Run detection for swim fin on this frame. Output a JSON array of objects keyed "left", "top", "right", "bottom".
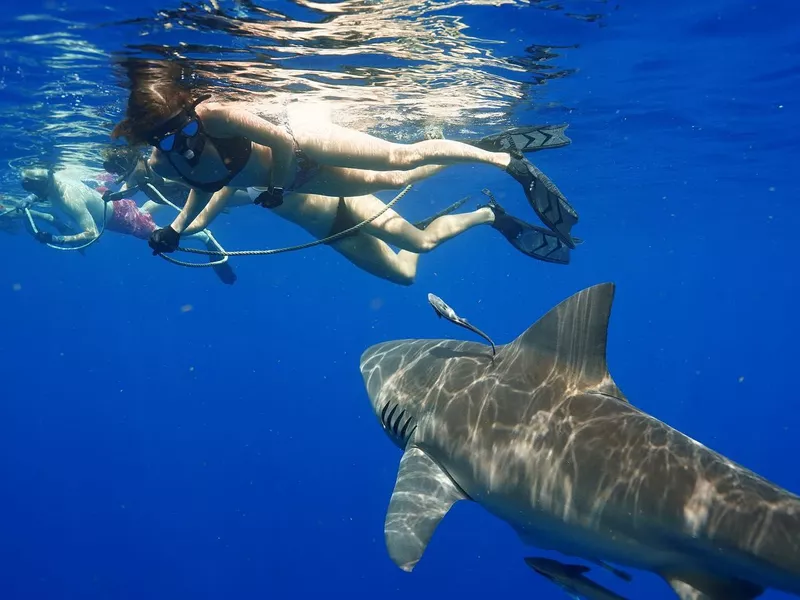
[
  {"left": 413, "top": 196, "right": 469, "bottom": 230},
  {"left": 467, "top": 124, "right": 571, "bottom": 158},
  {"left": 505, "top": 158, "right": 579, "bottom": 248},
  {"left": 480, "top": 193, "right": 573, "bottom": 265},
  {"left": 206, "top": 240, "right": 237, "bottom": 285},
  {"left": 211, "top": 259, "right": 237, "bottom": 285}
]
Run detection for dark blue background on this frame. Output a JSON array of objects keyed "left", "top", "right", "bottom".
[{"left": 1, "top": 1, "right": 799, "bottom": 598}]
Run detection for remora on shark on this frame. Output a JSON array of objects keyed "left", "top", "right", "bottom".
[{"left": 359, "top": 283, "right": 800, "bottom": 599}]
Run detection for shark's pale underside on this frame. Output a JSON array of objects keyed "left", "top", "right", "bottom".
[{"left": 359, "top": 283, "right": 800, "bottom": 599}]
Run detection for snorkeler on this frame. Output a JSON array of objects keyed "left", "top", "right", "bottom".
[
  {"left": 104, "top": 143, "right": 573, "bottom": 282},
  {"left": 166, "top": 183, "right": 573, "bottom": 285},
  {"left": 100, "top": 144, "right": 191, "bottom": 209},
  {"left": 0, "top": 195, "right": 78, "bottom": 239},
  {"left": 19, "top": 167, "right": 237, "bottom": 285},
  {"left": 110, "top": 67, "right": 580, "bottom": 255}
]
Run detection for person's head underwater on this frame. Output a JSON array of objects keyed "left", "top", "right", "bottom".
[
  {"left": 111, "top": 60, "right": 209, "bottom": 167},
  {"left": 20, "top": 167, "right": 52, "bottom": 199},
  {"left": 101, "top": 145, "right": 142, "bottom": 178}
]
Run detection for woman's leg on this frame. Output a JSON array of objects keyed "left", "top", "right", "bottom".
[
  {"left": 292, "top": 120, "right": 580, "bottom": 247},
  {"left": 329, "top": 232, "right": 421, "bottom": 287},
  {"left": 340, "top": 194, "right": 493, "bottom": 254},
  {"left": 298, "top": 164, "right": 446, "bottom": 197},
  {"left": 293, "top": 120, "right": 511, "bottom": 172},
  {"left": 139, "top": 200, "right": 167, "bottom": 217}
]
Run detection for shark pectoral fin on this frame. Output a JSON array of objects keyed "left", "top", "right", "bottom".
[
  {"left": 662, "top": 572, "right": 763, "bottom": 600},
  {"left": 499, "top": 283, "right": 619, "bottom": 393},
  {"left": 385, "top": 446, "right": 467, "bottom": 572}
]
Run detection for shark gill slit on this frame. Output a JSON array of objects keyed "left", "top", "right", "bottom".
[{"left": 381, "top": 400, "right": 417, "bottom": 445}]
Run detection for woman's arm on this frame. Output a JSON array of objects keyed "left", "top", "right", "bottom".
[
  {"left": 202, "top": 105, "right": 294, "bottom": 153},
  {"left": 182, "top": 186, "right": 237, "bottom": 235},
  {"left": 146, "top": 150, "right": 207, "bottom": 235},
  {"left": 169, "top": 188, "right": 214, "bottom": 234},
  {"left": 202, "top": 106, "right": 295, "bottom": 188},
  {"left": 155, "top": 106, "right": 292, "bottom": 235}
]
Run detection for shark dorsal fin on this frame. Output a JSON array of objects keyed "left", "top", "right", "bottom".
[{"left": 500, "top": 283, "right": 620, "bottom": 396}]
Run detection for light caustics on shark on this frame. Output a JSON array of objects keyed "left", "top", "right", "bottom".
[{"left": 360, "top": 283, "right": 800, "bottom": 600}]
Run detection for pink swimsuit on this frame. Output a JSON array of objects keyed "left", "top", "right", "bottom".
[{"left": 106, "top": 199, "right": 156, "bottom": 240}]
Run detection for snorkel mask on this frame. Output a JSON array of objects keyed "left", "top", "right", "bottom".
[{"left": 147, "top": 94, "right": 211, "bottom": 168}]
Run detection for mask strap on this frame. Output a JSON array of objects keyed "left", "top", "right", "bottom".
[
  {"left": 148, "top": 93, "right": 211, "bottom": 144},
  {"left": 189, "top": 94, "right": 212, "bottom": 114}
]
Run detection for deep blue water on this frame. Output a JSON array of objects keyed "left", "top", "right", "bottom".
[{"left": 1, "top": 0, "right": 799, "bottom": 598}]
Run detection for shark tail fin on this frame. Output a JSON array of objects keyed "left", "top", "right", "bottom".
[{"left": 498, "top": 283, "right": 621, "bottom": 395}]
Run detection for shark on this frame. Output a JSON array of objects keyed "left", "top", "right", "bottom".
[{"left": 358, "top": 283, "right": 800, "bottom": 599}]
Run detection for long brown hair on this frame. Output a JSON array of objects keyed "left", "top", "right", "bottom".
[{"left": 110, "top": 59, "right": 195, "bottom": 145}]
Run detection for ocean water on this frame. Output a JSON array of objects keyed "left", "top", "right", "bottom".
[{"left": 0, "top": 0, "right": 798, "bottom": 598}]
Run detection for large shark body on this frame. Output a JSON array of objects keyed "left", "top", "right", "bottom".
[{"left": 359, "top": 283, "right": 800, "bottom": 599}]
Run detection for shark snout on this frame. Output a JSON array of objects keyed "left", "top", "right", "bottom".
[{"left": 359, "top": 341, "right": 423, "bottom": 449}]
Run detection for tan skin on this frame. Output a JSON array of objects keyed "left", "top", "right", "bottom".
[
  {"left": 149, "top": 151, "right": 494, "bottom": 286},
  {"left": 268, "top": 193, "right": 494, "bottom": 286},
  {"left": 149, "top": 101, "right": 512, "bottom": 238}
]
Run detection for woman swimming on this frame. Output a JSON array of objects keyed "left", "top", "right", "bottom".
[
  {"left": 100, "top": 141, "right": 573, "bottom": 284},
  {"left": 110, "top": 67, "right": 580, "bottom": 256}
]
